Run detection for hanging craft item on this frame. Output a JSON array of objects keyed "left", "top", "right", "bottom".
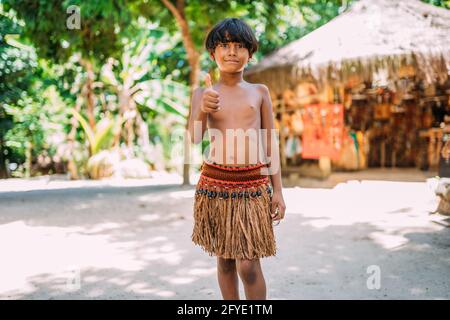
[
  {"left": 285, "top": 134, "right": 296, "bottom": 159},
  {"left": 424, "top": 84, "right": 436, "bottom": 97},
  {"left": 422, "top": 106, "right": 433, "bottom": 128},
  {"left": 282, "top": 89, "right": 297, "bottom": 109},
  {"left": 374, "top": 103, "right": 391, "bottom": 120},
  {"left": 301, "top": 103, "right": 344, "bottom": 160},
  {"left": 284, "top": 113, "right": 293, "bottom": 136},
  {"left": 374, "top": 90, "right": 392, "bottom": 120},
  {"left": 291, "top": 110, "right": 304, "bottom": 135},
  {"left": 356, "top": 130, "right": 368, "bottom": 169},
  {"left": 284, "top": 134, "right": 302, "bottom": 159},
  {"left": 294, "top": 82, "right": 318, "bottom": 106},
  {"left": 332, "top": 128, "right": 359, "bottom": 170},
  {"left": 295, "top": 136, "right": 303, "bottom": 156}
]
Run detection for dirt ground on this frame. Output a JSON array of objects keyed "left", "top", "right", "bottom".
[{"left": 0, "top": 168, "right": 449, "bottom": 299}]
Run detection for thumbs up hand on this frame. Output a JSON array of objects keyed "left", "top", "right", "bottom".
[{"left": 201, "top": 73, "right": 220, "bottom": 113}]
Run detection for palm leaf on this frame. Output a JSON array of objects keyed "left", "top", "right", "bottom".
[
  {"left": 71, "top": 108, "right": 96, "bottom": 154},
  {"left": 92, "top": 119, "right": 115, "bottom": 154}
]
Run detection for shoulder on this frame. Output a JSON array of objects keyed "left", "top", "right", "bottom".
[
  {"left": 243, "top": 82, "right": 270, "bottom": 97},
  {"left": 251, "top": 83, "right": 271, "bottom": 105},
  {"left": 253, "top": 83, "right": 271, "bottom": 101},
  {"left": 255, "top": 83, "right": 269, "bottom": 94},
  {"left": 244, "top": 82, "right": 269, "bottom": 93}
]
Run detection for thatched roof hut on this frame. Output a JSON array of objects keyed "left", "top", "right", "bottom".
[{"left": 245, "top": 0, "right": 450, "bottom": 95}]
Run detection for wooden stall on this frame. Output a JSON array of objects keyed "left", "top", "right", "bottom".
[{"left": 245, "top": 0, "right": 450, "bottom": 178}]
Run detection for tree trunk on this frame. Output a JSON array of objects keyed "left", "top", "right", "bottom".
[
  {"left": 25, "top": 139, "right": 32, "bottom": 178},
  {"left": 135, "top": 105, "right": 151, "bottom": 150},
  {"left": 161, "top": 0, "right": 201, "bottom": 185},
  {"left": 81, "top": 59, "right": 96, "bottom": 131},
  {"left": 67, "top": 97, "right": 83, "bottom": 180},
  {"left": 0, "top": 137, "right": 8, "bottom": 179},
  {"left": 183, "top": 61, "right": 200, "bottom": 185}
]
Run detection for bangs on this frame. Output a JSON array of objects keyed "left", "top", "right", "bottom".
[
  {"left": 210, "top": 23, "right": 247, "bottom": 46},
  {"left": 205, "top": 18, "right": 258, "bottom": 55}
]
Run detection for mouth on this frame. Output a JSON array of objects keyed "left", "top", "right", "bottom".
[{"left": 225, "top": 60, "right": 240, "bottom": 63}]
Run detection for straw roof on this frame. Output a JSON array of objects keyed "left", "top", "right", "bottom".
[{"left": 245, "top": 0, "right": 450, "bottom": 94}]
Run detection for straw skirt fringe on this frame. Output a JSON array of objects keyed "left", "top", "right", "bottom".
[{"left": 191, "top": 161, "right": 276, "bottom": 260}]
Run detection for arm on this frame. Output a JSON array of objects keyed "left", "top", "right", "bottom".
[
  {"left": 259, "top": 84, "right": 283, "bottom": 192},
  {"left": 188, "top": 87, "right": 207, "bottom": 144},
  {"left": 259, "top": 84, "right": 286, "bottom": 221}
]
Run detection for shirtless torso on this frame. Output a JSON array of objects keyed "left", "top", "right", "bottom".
[{"left": 204, "top": 81, "right": 265, "bottom": 167}]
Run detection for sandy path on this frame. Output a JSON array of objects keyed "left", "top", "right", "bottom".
[{"left": 0, "top": 169, "right": 449, "bottom": 299}]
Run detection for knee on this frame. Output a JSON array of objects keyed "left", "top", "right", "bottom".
[
  {"left": 217, "top": 257, "right": 236, "bottom": 274},
  {"left": 237, "top": 260, "right": 258, "bottom": 285}
]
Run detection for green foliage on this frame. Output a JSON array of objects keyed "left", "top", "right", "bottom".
[
  {"left": 3, "top": 83, "right": 69, "bottom": 176},
  {"left": 71, "top": 108, "right": 122, "bottom": 155},
  {"left": 255, "top": 0, "right": 354, "bottom": 56},
  {"left": 0, "top": 6, "right": 39, "bottom": 176},
  {"left": 1, "top": 3, "right": 71, "bottom": 177},
  {"left": 2, "top": 0, "right": 447, "bottom": 179},
  {"left": 4, "top": 96, "right": 45, "bottom": 161},
  {"left": 100, "top": 23, "right": 190, "bottom": 159},
  {"left": 421, "top": 0, "right": 450, "bottom": 9},
  {"left": 148, "top": 1, "right": 354, "bottom": 74},
  {"left": 2, "top": 0, "right": 140, "bottom": 63}
]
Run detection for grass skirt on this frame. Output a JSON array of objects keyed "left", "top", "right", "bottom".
[{"left": 192, "top": 161, "right": 276, "bottom": 260}]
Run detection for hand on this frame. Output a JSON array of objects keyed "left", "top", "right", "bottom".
[
  {"left": 271, "top": 190, "right": 286, "bottom": 224},
  {"left": 201, "top": 73, "right": 221, "bottom": 113}
]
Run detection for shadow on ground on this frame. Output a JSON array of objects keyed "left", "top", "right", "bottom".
[{"left": 0, "top": 176, "right": 449, "bottom": 299}]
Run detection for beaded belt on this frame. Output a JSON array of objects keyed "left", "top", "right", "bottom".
[{"left": 195, "top": 161, "right": 272, "bottom": 199}]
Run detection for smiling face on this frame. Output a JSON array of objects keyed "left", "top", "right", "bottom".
[{"left": 211, "top": 41, "right": 251, "bottom": 73}]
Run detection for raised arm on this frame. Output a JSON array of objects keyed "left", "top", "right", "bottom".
[
  {"left": 188, "top": 75, "right": 221, "bottom": 144},
  {"left": 188, "top": 87, "right": 207, "bottom": 144}
]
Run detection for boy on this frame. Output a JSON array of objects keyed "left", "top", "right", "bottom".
[{"left": 188, "top": 18, "right": 286, "bottom": 300}]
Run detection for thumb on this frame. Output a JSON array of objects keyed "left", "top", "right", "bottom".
[{"left": 204, "top": 73, "right": 213, "bottom": 89}]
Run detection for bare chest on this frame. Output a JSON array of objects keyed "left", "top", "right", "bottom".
[{"left": 208, "top": 87, "right": 262, "bottom": 128}]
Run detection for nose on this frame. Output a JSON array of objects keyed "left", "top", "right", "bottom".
[{"left": 228, "top": 45, "right": 237, "bottom": 55}]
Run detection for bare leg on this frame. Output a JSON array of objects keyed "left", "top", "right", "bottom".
[
  {"left": 217, "top": 257, "right": 239, "bottom": 300},
  {"left": 236, "top": 258, "right": 266, "bottom": 300}
]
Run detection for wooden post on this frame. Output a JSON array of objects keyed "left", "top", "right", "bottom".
[
  {"left": 392, "top": 148, "right": 396, "bottom": 168},
  {"left": 279, "top": 99, "right": 287, "bottom": 168},
  {"left": 25, "top": 140, "right": 32, "bottom": 178}
]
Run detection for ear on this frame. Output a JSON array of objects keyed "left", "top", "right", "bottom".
[{"left": 209, "top": 52, "right": 215, "bottom": 61}]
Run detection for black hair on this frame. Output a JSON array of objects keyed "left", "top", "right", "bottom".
[{"left": 205, "top": 18, "right": 258, "bottom": 56}]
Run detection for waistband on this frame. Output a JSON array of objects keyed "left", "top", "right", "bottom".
[
  {"left": 199, "top": 161, "right": 270, "bottom": 188},
  {"left": 202, "top": 160, "right": 269, "bottom": 172}
]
